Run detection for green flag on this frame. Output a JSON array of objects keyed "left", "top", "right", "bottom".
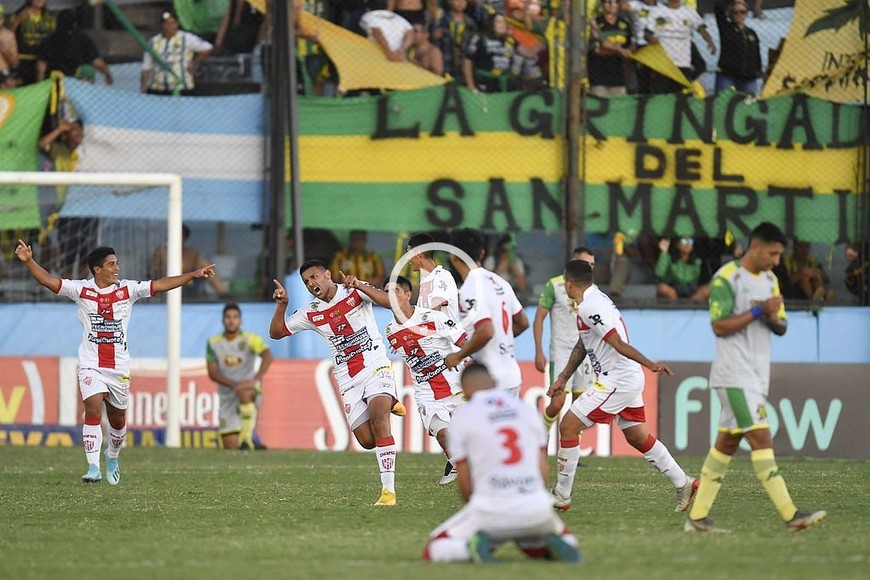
[{"left": 0, "top": 81, "right": 52, "bottom": 230}]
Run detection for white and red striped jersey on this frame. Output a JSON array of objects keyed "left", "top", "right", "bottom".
[
  {"left": 576, "top": 284, "right": 643, "bottom": 388},
  {"left": 449, "top": 388, "right": 550, "bottom": 511},
  {"left": 56, "top": 278, "right": 154, "bottom": 373},
  {"left": 417, "top": 265, "right": 459, "bottom": 323},
  {"left": 385, "top": 307, "right": 467, "bottom": 402},
  {"left": 457, "top": 268, "right": 523, "bottom": 391},
  {"left": 283, "top": 285, "right": 391, "bottom": 384}
]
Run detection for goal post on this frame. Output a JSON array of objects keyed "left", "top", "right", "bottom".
[{"left": 0, "top": 171, "right": 185, "bottom": 448}]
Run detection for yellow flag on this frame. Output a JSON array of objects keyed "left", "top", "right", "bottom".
[
  {"left": 629, "top": 43, "right": 692, "bottom": 88},
  {"left": 760, "top": 0, "right": 869, "bottom": 103},
  {"left": 297, "top": 11, "right": 447, "bottom": 92}
]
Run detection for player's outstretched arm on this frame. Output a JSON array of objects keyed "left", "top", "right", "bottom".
[
  {"left": 14, "top": 239, "right": 61, "bottom": 293},
  {"left": 152, "top": 264, "right": 218, "bottom": 294},
  {"left": 532, "top": 305, "right": 549, "bottom": 373},
  {"left": 512, "top": 308, "right": 530, "bottom": 337},
  {"left": 336, "top": 270, "right": 391, "bottom": 308},
  {"left": 604, "top": 333, "right": 673, "bottom": 375},
  {"left": 269, "top": 279, "right": 289, "bottom": 339}
]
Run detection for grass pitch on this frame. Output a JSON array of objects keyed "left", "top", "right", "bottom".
[{"left": 1, "top": 447, "right": 868, "bottom": 580}]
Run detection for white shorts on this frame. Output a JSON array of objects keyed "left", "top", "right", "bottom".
[
  {"left": 429, "top": 497, "right": 566, "bottom": 543},
  {"left": 79, "top": 367, "right": 130, "bottom": 409},
  {"left": 416, "top": 392, "right": 463, "bottom": 436},
  {"left": 340, "top": 365, "right": 398, "bottom": 431},
  {"left": 569, "top": 375, "right": 646, "bottom": 429},
  {"left": 714, "top": 386, "right": 770, "bottom": 434}
]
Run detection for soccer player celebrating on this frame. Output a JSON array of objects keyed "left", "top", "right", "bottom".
[
  {"left": 384, "top": 276, "right": 467, "bottom": 485},
  {"left": 270, "top": 260, "right": 401, "bottom": 506},
  {"left": 686, "top": 222, "right": 827, "bottom": 532},
  {"left": 15, "top": 239, "right": 217, "bottom": 484},
  {"left": 406, "top": 233, "right": 459, "bottom": 322},
  {"left": 444, "top": 228, "right": 529, "bottom": 397},
  {"left": 206, "top": 303, "right": 273, "bottom": 450},
  {"left": 535, "top": 247, "right": 597, "bottom": 431},
  {"left": 423, "top": 363, "right": 581, "bottom": 564},
  {"left": 549, "top": 260, "right": 698, "bottom": 512}
]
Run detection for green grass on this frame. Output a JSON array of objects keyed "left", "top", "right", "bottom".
[{"left": 1, "top": 448, "right": 868, "bottom": 579}]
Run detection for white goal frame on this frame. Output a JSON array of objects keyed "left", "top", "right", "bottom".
[{"left": 0, "top": 172, "right": 185, "bottom": 448}]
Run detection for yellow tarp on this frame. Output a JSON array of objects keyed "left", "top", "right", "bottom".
[
  {"left": 297, "top": 11, "right": 447, "bottom": 92},
  {"left": 761, "top": 0, "right": 868, "bottom": 103}
]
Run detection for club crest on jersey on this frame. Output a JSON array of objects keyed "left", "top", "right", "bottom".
[
  {"left": 309, "top": 302, "right": 319, "bottom": 310},
  {"left": 116, "top": 290, "right": 125, "bottom": 299},
  {"left": 346, "top": 296, "right": 356, "bottom": 307}
]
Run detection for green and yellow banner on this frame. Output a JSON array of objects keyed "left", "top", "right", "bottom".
[
  {"left": 296, "top": 86, "right": 862, "bottom": 243},
  {"left": 0, "top": 81, "right": 53, "bottom": 230}
]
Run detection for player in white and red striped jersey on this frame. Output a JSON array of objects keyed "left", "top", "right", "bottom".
[
  {"left": 444, "top": 228, "right": 529, "bottom": 397},
  {"left": 384, "top": 276, "right": 467, "bottom": 484},
  {"left": 270, "top": 259, "right": 401, "bottom": 506},
  {"left": 15, "top": 239, "right": 217, "bottom": 485},
  {"left": 406, "top": 233, "right": 460, "bottom": 322},
  {"left": 424, "top": 363, "right": 581, "bottom": 564}
]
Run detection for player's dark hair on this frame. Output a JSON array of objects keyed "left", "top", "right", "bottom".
[
  {"left": 572, "top": 246, "right": 593, "bottom": 257},
  {"left": 87, "top": 247, "right": 116, "bottom": 275},
  {"left": 564, "top": 259, "right": 594, "bottom": 284},
  {"left": 450, "top": 228, "right": 485, "bottom": 264},
  {"left": 461, "top": 362, "right": 490, "bottom": 383},
  {"left": 388, "top": 275, "right": 413, "bottom": 293},
  {"left": 223, "top": 302, "right": 241, "bottom": 316},
  {"left": 407, "top": 233, "right": 435, "bottom": 259},
  {"left": 749, "top": 222, "right": 787, "bottom": 246},
  {"left": 299, "top": 259, "right": 328, "bottom": 277}
]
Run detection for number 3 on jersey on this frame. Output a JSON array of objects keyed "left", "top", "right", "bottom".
[{"left": 497, "top": 427, "right": 522, "bottom": 465}]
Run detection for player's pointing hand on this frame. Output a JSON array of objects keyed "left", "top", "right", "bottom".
[
  {"left": 14, "top": 239, "right": 32, "bottom": 262},
  {"left": 273, "top": 279, "right": 288, "bottom": 304}
]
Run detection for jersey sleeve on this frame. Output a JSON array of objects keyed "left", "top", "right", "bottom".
[
  {"left": 55, "top": 278, "right": 81, "bottom": 300},
  {"left": 578, "top": 300, "right": 619, "bottom": 341},
  {"left": 246, "top": 332, "right": 269, "bottom": 355},
  {"left": 435, "top": 311, "right": 467, "bottom": 346},
  {"left": 206, "top": 337, "right": 218, "bottom": 362},
  {"left": 538, "top": 279, "right": 556, "bottom": 310},
  {"left": 127, "top": 280, "right": 154, "bottom": 303},
  {"left": 770, "top": 275, "right": 788, "bottom": 321},
  {"left": 458, "top": 274, "right": 491, "bottom": 332},
  {"left": 708, "top": 275, "right": 735, "bottom": 322},
  {"left": 283, "top": 308, "right": 315, "bottom": 336}
]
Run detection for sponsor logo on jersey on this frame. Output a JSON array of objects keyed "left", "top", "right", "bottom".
[{"left": 312, "top": 314, "right": 324, "bottom": 322}]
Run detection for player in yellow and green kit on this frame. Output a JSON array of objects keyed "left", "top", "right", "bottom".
[
  {"left": 207, "top": 303, "right": 273, "bottom": 450},
  {"left": 686, "top": 222, "right": 826, "bottom": 533}
]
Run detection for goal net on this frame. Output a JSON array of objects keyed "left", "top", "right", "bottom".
[{"left": 0, "top": 172, "right": 186, "bottom": 448}]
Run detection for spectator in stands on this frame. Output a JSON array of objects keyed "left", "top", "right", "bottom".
[
  {"left": 431, "top": 0, "right": 477, "bottom": 84},
  {"left": 644, "top": 0, "right": 716, "bottom": 93},
  {"left": 38, "top": 116, "right": 83, "bottom": 169},
  {"left": 388, "top": 0, "right": 428, "bottom": 26},
  {"left": 781, "top": 238, "right": 832, "bottom": 303},
  {"left": 293, "top": 0, "right": 337, "bottom": 96},
  {"left": 713, "top": 0, "right": 761, "bottom": 94},
  {"left": 655, "top": 236, "right": 709, "bottom": 302},
  {"left": 11, "top": 0, "right": 55, "bottom": 85},
  {"left": 330, "top": 229, "right": 385, "bottom": 287},
  {"left": 141, "top": 11, "right": 214, "bottom": 96},
  {"left": 622, "top": 0, "right": 657, "bottom": 93},
  {"left": 360, "top": 9, "right": 414, "bottom": 62},
  {"left": 463, "top": 12, "right": 518, "bottom": 93},
  {"left": 483, "top": 233, "right": 528, "bottom": 300},
  {"left": 329, "top": 0, "right": 372, "bottom": 36},
  {"left": 844, "top": 241, "right": 869, "bottom": 305},
  {"left": 525, "top": 0, "right": 566, "bottom": 89},
  {"left": 215, "top": 0, "right": 265, "bottom": 55},
  {"left": 504, "top": 0, "right": 546, "bottom": 91},
  {"left": 150, "top": 224, "right": 229, "bottom": 298},
  {"left": 35, "top": 10, "right": 113, "bottom": 85},
  {"left": 751, "top": 0, "right": 764, "bottom": 20},
  {"left": 0, "top": 4, "right": 20, "bottom": 88},
  {"left": 410, "top": 21, "right": 444, "bottom": 75},
  {"left": 588, "top": 0, "right": 633, "bottom": 96}
]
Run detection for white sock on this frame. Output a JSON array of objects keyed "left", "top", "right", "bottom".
[
  {"left": 426, "top": 537, "right": 471, "bottom": 562},
  {"left": 107, "top": 424, "right": 126, "bottom": 459},
  {"left": 643, "top": 439, "right": 689, "bottom": 488},
  {"left": 82, "top": 423, "right": 102, "bottom": 466},
  {"left": 555, "top": 439, "right": 582, "bottom": 496},
  {"left": 376, "top": 436, "right": 397, "bottom": 493}
]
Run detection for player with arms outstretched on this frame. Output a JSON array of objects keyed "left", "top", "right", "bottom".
[
  {"left": 15, "top": 239, "right": 217, "bottom": 484},
  {"left": 550, "top": 260, "right": 698, "bottom": 512},
  {"left": 270, "top": 260, "right": 401, "bottom": 506}
]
